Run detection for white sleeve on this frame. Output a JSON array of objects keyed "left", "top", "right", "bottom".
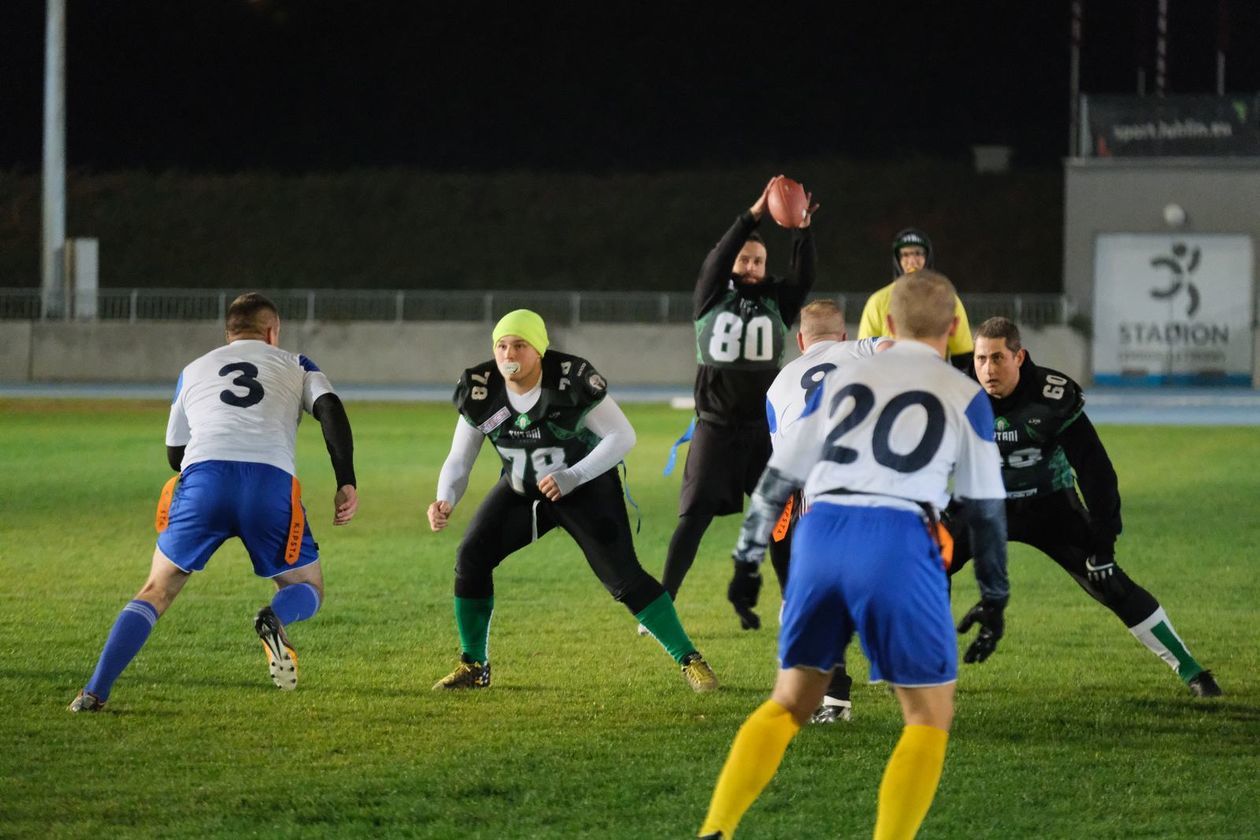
[
  {"left": 547, "top": 396, "right": 635, "bottom": 495},
  {"left": 765, "top": 376, "right": 829, "bottom": 486},
  {"left": 865, "top": 336, "right": 893, "bottom": 355},
  {"left": 952, "top": 389, "right": 1007, "bottom": 501},
  {"left": 436, "top": 418, "right": 486, "bottom": 508},
  {"left": 165, "top": 371, "right": 191, "bottom": 447},
  {"left": 299, "top": 354, "right": 335, "bottom": 413}
]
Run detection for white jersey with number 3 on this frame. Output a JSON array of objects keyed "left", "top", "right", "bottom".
[
  {"left": 166, "top": 339, "right": 335, "bottom": 476},
  {"left": 770, "top": 341, "right": 1005, "bottom": 515},
  {"left": 765, "top": 338, "right": 886, "bottom": 450}
]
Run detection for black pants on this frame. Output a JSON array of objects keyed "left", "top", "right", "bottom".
[
  {"left": 663, "top": 419, "right": 772, "bottom": 597},
  {"left": 677, "top": 419, "right": 772, "bottom": 517},
  {"left": 454, "top": 469, "right": 664, "bottom": 615},
  {"left": 949, "top": 490, "right": 1157, "bottom": 627}
]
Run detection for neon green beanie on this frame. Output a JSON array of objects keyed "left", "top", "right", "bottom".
[{"left": 491, "top": 309, "right": 549, "bottom": 356}]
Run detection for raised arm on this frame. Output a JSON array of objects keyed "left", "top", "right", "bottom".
[
  {"left": 693, "top": 177, "right": 779, "bottom": 318},
  {"left": 778, "top": 225, "right": 818, "bottom": 325}
]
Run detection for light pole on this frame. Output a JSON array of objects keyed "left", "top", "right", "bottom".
[{"left": 41, "top": 0, "right": 67, "bottom": 318}]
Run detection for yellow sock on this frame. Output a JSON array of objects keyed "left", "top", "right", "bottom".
[
  {"left": 873, "top": 725, "right": 949, "bottom": 840},
  {"left": 698, "top": 700, "right": 801, "bottom": 838}
]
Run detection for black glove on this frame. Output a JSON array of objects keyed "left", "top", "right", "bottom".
[
  {"left": 956, "top": 599, "right": 1005, "bottom": 664},
  {"left": 1085, "top": 539, "right": 1117, "bottom": 584},
  {"left": 727, "top": 559, "right": 763, "bottom": 631}
]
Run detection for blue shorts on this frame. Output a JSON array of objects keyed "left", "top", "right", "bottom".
[
  {"left": 156, "top": 460, "right": 319, "bottom": 578},
  {"left": 779, "top": 503, "right": 957, "bottom": 687}
]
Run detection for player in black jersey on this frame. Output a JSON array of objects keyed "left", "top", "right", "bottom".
[
  {"left": 948, "top": 317, "right": 1221, "bottom": 697},
  {"left": 428, "top": 309, "right": 718, "bottom": 693},
  {"left": 661, "top": 176, "right": 818, "bottom": 615}
]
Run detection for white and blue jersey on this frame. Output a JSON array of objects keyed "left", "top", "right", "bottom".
[
  {"left": 769, "top": 341, "right": 1005, "bottom": 686},
  {"left": 166, "top": 340, "right": 334, "bottom": 476},
  {"left": 765, "top": 337, "right": 886, "bottom": 450},
  {"left": 158, "top": 340, "right": 335, "bottom": 577}
]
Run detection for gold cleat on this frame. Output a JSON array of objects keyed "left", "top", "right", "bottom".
[
  {"left": 681, "top": 652, "right": 718, "bottom": 693},
  {"left": 433, "top": 656, "right": 491, "bottom": 690}
]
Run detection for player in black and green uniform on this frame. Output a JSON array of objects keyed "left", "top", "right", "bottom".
[
  {"left": 661, "top": 176, "right": 818, "bottom": 615},
  {"left": 947, "top": 316, "right": 1221, "bottom": 697},
  {"left": 428, "top": 309, "right": 718, "bottom": 692}
]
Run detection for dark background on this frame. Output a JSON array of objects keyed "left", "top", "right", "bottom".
[
  {"left": 0, "top": 2, "right": 1256, "bottom": 293},
  {"left": 3, "top": 0, "right": 1256, "bottom": 173}
]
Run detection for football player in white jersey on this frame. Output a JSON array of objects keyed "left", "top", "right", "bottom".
[
  {"left": 698, "top": 271, "right": 1010, "bottom": 840},
  {"left": 727, "top": 299, "right": 888, "bottom": 723},
  {"left": 69, "top": 293, "right": 358, "bottom": 712}
]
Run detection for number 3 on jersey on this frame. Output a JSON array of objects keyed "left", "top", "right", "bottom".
[
  {"left": 708, "top": 312, "right": 774, "bottom": 363},
  {"left": 218, "top": 362, "right": 265, "bottom": 407}
]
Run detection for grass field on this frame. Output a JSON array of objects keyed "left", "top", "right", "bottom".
[{"left": 1, "top": 399, "right": 1258, "bottom": 839}]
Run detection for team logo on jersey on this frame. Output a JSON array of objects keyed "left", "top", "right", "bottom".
[
  {"left": 995, "top": 416, "right": 1010, "bottom": 431},
  {"left": 515, "top": 413, "right": 532, "bottom": 430},
  {"left": 588, "top": 373, "right": 607, "bottom": 392}
]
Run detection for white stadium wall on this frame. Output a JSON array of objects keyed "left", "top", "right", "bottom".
[{"left": 0, "top": 320, "right": 1090, "bottom": 388}]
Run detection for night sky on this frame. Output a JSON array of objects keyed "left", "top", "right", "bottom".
[{"left": 2, "top": 1, "right": 1258, "bottom": 173}]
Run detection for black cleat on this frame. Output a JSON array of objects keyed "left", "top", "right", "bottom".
[
  {"left": 255, "top": 606, "right": 299, "bottom": 691},
  {"left": 698, "top": 833, "right": 725, "bottom": 839},
  {"left": 1187, "top": 669, "right": 1222, "bottom": 697},
  {"left": 67, "top": 690, "right": 106, "bottom": 713}
]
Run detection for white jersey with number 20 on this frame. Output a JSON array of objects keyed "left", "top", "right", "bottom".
[
  {"left": 166, "top": 339, "right": 335, "bottom": 476},
  {"left": 770, "top": 341, "right": 1005, "bottom": 516}
]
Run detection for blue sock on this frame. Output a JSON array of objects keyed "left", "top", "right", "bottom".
[
  {"left": 84, "top": 600, "right": 160, "bottom": 701},
  {"left": 270, "top": 583, "right": 321, "bottom": 626}
]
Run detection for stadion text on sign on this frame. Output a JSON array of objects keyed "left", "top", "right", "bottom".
[{"left": 1092, "top": 234, "right": 1254, "bottom": 386}]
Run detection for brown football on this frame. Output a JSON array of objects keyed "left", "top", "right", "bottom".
[{"left": 766, "top": 177, "right": 809, "bottom": 228}]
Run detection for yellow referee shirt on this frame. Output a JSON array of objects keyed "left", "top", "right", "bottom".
[{"left": 856, "top": 282, "right": 974, "bottom": 356}]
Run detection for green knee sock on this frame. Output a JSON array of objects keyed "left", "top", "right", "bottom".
[
  {"left": 635, "top": 592, "right": 696, "bottom": 664},
  {"left": 454, "top": 596, "right": 494, "bottom": 663}
]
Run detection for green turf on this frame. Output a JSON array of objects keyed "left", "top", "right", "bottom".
[{"left": 1, "top": 400, "right": 1257, "bottom": 838}]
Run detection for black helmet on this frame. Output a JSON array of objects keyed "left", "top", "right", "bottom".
[{"left": 891, "top": 228, "right": 935, "bottom": 277}]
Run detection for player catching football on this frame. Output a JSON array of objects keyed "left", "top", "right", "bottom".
[
  {"left": 661, "top": 175, "right": 818, "bottom": 620},
  {"left": 69, "top": 292, "right": 359, "bottom": 712},
  {"left": 948, "top": 316, "right": 1221, "bottom": 697},
  {"left": 427, "top": 309, "right": 718, "bottom": 693}
]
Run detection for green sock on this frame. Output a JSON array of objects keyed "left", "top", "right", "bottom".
[
  {"left": 454, "top": 596, "right": 494, "bottom": 663},
  {"left": 635, "top": 592, "right": 696, "bottom": 664}
]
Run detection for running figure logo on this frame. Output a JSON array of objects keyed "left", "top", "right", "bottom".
[{"left": 1149, "top": 243, "right": 1201, "bottom": 317}]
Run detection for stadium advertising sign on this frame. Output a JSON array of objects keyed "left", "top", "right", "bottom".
[
  {"left": 1092, "top": 234, "right": 1254, "bottom": 385},
  {"left": 1085, "top": 95, "right": 1260, "bottom": 157}
]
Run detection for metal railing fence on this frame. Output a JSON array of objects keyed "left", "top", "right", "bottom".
[{"left": 0, "top": 288, "right": 1073, "bottom": 327}]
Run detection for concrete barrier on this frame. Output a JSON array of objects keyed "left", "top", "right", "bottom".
[
  {"left": 3, "top": 320, "right": 1092, "bottom": 388},
  {"left": 0, "top": 321, "right": 33, "bottom": 381}
]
